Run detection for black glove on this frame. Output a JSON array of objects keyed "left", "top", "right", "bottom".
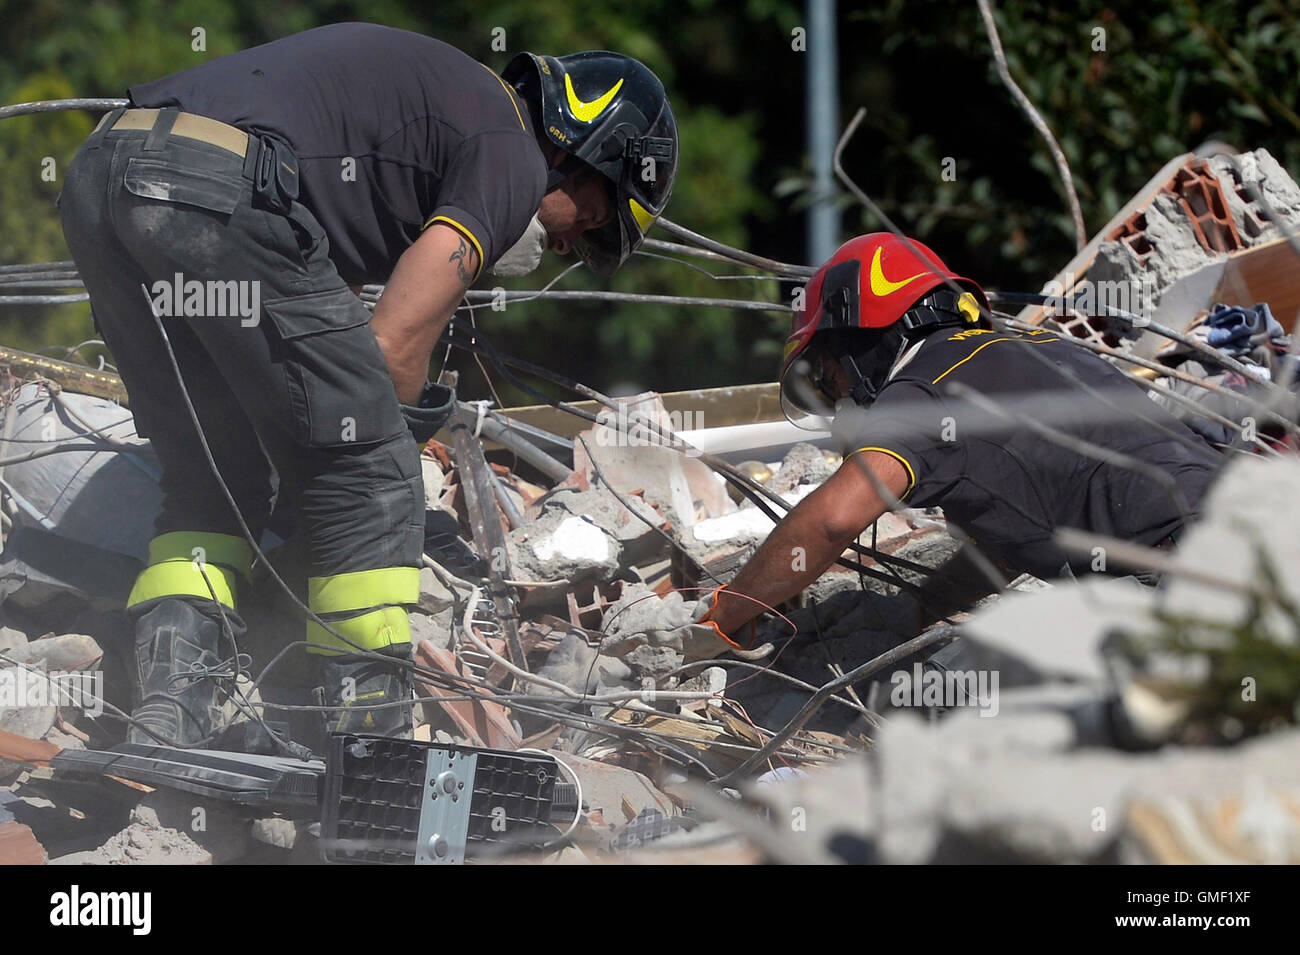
[{"left": 401, "top": 382, "right": 456, "bottom": 443}]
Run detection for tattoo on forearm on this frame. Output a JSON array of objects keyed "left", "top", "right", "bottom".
[{"left": 449, "top": 237, "right": 472, "bottom": 284}]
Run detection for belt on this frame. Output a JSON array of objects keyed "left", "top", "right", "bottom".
[
  {"left": 96, "top": 107, "right": 298, "bottom": 213},
  {"left": 95, "top": 108, "right": 249, "bottom": 159}
]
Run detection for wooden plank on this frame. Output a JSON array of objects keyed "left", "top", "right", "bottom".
[{"left": 1211, "top": 236, "right": 1300, "bottom": 332}]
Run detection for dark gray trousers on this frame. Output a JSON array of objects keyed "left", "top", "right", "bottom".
[{"left": 59, "top": 125, "right": 423, "bottom": 581}]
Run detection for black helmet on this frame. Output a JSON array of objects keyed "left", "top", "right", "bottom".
[{"left": 504, "top": 50, "right": 678, "bottom": 274}]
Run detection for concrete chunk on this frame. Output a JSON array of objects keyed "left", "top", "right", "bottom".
[{"left": 508, "top": 513, "right": 622, "bottom": 582}]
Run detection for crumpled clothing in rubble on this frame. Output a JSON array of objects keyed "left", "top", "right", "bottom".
[
  {"left": 1152, "top": 301, "right": 1300, "bottom": 449},
  {"left": 1194, "top": 302, "right": 1285, "bottom": 356}
]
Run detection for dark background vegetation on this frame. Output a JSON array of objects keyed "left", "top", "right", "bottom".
[{"left": 1, "top": 0, "right": 1297, "bottom": 403}]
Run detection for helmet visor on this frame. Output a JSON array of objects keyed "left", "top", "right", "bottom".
[
  {"left": 573, "top": 180, "right": 626, "bottom": 275},
  {"left": 780, "top": 343, "right": 841, "bottom": 432},
  {"left": 574, "top": 175, "right": 661, "bottom": 275},
  {"left": 573, "top": 101, "right": 677, "bottom": 274}
]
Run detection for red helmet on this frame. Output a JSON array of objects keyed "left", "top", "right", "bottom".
[{"left": 780, "top": 233, "right": 988, "bottom": 427}]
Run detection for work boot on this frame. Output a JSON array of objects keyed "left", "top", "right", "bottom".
[
  {"left": 128, "top": 598, "right": 235, "bottom": 747},
  {"left": 319, "top": 644, "right": 414, "bottom": 738}
]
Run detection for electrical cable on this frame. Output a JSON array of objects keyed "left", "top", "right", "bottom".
[
  {"left": 445, "top": 319, "right": 953, "bottom": 598},
  {"left": 994, "top": 312, "right": 1295, "bottom": 439},
  {"left": 518, "top": 747, "right": 583, "bottom": 847}
]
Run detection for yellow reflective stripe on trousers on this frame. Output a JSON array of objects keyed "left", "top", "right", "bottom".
[
  {"left": 146, "top": 532, "right": 254, "bottom": 580},
  {"left": 306, "top": 606, "right": 411, "bottom": 655},
  {"left": 127, "top": 559, "right": 239, "bottom": 609},
  {"left": 307, "top": 566, "right": 420, "bottom": 614}
]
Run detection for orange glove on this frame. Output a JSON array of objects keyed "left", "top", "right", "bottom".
[{"left": 694, "top": 584, "right": 758, "bottom": 651}]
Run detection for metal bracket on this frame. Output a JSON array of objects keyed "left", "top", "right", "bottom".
[{"left": 415, "top": 748, "right": 477, "bottom": 864}]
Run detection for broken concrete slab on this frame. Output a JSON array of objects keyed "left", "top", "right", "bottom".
[
  {"left": 532, "top": 631, "right": 633, "bottom": 697},
  {"left": 135, "top": 791, "right": 251, "bottom": 864},
  {"left": 0, "top": 626, "right": 27, "bottom": 655},
  {"left": 1121, "top": 734, "right": 1300, "bottom": 863},
  {"left": 872, "top": 713, "right": 1138, "bottom": 864},
  {"left": 408, "top": 607, "right": 454, "bottom": 652},
  {"left": 43, "top": 725, "right": 88, "bottom": 753},
  {"left": 1208, "top": 147, "right": 1300, "bottom": 246},
  {"left": 571, "top": 392, "right": 729, "bottom": 529},
  {"left": 623, "top": 643, "right": 683, "bottom": 683},
  {"left": 872, "top": 706, "right": 1300, "bottom": 864},
  {"left": 417, "top": 566, "right": 456, "bottom": 615},
  {"left": 1092, "top": 192, "right": 1219, "bottom": 301},
  {"left": 740, "top": 756, "right": 872, "bottom": 859},
  {"left": 5, "top": 632, "right": 103, "bottom": 671},
  {"left": 1156, "top": 454, "right": 1300, "bottom": 646},
  {"left": 961, "top": 575, "right": 1156, "bottom": 685},
  {"left": 507, "top": 512, "right": 622, "bottom": 583},
  {"left": 528, "top": 486, "right": 667, "bottom": 566}
]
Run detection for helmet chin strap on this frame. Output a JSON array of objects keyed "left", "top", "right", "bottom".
[
  {"left": 545, "top": 154, "right": 587, "bottom": 193},
  {"left": 835, "top": 290, "right": 980, "bottom": 406},
  {"left": 834, "top": 325, "right": 911, "bottom": 407}
]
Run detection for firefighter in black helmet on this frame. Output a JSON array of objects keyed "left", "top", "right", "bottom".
[
  {"left": 505, "top": 50, "right": 679, "bottom": 274},
  {"left": 58, "top": 23, "right": 679, "bottom": 751}
]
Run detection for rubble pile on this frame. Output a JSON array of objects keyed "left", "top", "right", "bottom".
[
  {"left": 1026, "top": 147, "right": 1300, "bottom": 372},
  {"left": 1, "top": 148, "right": 1299, "bottom": 865},
  {"left": 0, "top": 378, "right": 962, "bottom": 864},
  {"left": 1093, "top": 149, "right": 1300, "bottom": 302},
  {"left": 616, "top": 456, "right": 1300, "bottom": 864},
  {"left": 2, "top": 370, "right": 1298, "bottom": 864}
]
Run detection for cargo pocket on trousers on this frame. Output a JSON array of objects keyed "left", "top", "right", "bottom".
[
  {"left": 123, "top": 157, "right": 244, "bottom": 215},
  {"left": 261, "top": 287, "right": 407, "bottom": 449}
]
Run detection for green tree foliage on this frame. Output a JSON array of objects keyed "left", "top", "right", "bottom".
[
  {"left": 0, "top": 1, "right": 1297, "bottom": 398},
  {"left": 838, "top": 0, "right": 1300, "bottom": 286},
  {"left": 0, "top": 72, "right": 93, "bottom": 350}
]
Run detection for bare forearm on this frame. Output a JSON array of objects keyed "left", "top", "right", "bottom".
[
  {"left": 372, "top": 307, "right": 452, "bottom": 404},
  {"left": 707, "top": 451, "right": 907, "bottom": 638},
  {"left": 710, "top": 492, "right": 857, "bottom": 636},
  {"left": 370, "top": 226, "right": 478, "bottom": 404}
]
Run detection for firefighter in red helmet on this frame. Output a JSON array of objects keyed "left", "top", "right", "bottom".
[{"left": 692, "top": 233, "right": 1221, "bottom": 646}]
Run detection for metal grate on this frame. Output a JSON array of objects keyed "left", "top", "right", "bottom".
[{"left": 320, "top": 734, "right": 559, "bottom": 864}]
